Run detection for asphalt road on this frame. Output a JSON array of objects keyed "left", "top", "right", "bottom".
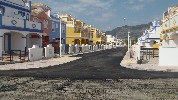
[{"left": 1, "top": 47, "right": 178, "bottom": 79}]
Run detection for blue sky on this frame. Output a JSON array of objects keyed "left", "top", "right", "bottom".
[{"left": 30, "top": 0, "right": 178, "bottom": 31}]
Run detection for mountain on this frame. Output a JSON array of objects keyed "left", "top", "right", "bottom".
[{"left": 105, "top": 22, "right": 152, "bottom": 39}]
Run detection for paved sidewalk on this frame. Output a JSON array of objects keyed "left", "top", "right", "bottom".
[
  {"left": 121, "top": 51, "right": 178, "bottom": 72},
  {"left": 0, "top": 55, "right": 82, "bottom": 70}
]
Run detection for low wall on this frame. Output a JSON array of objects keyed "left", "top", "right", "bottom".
[
  {"left": 0, "top": 50, "right": 2, "bottom": 58},
  {"left": 131, "top": 45, "right": 140, "bottom": 60},
  {"left": 68, "top": 45, "right": 74, "bottom": 54},
  {"left": 85, "top": 45, "right": 89, "bottom": 52},
  {"left": 44, "top": 44, "right": 54, "bottom": 58},
  {"left": 81, "top": 44, "right": 85, "bottom": 52},
  {"left": 75, "top": 44, "right": 80, "bottom": 53},
  {"left": 159, "top": 47, "right": 178, "bottom": 66},
  {"left": 61, "top": 44, "right": 66, "bottom": 55},
  {"left": 28, "top": 45, "right": 43, "bottom": 61}
]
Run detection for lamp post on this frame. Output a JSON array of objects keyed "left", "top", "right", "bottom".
[
  {"left": 124, "top": 18, "right": 130, "bottom": 51},
  {"left": 59, "top": 18, "right": 62, "bottom": 57}
]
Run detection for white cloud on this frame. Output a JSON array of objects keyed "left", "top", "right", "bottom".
[
  {"left": 124, "top": 0, "right": 156, "bottom": 11},
  {"left": 30, "top": 0, "right": 115, "bottom": 24}
]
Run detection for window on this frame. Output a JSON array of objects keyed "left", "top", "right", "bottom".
[
  {"left": 44, "top": 20, "right": 48, "bottom": 29},
  {"left": 52, "top": 22, "right": 55, "bottom": 32},
  {"left": 18, "top": 11, "right": 25, "bottom": 17},
  {"left": 56, "top": 23, "right": 58, "bottom": 28},
  {"left": 62, "top": 25, "right": 65, "bottom": 33}
]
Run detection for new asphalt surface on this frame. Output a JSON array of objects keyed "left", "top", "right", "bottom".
[{"left": 0, "top": 47, "right": 178, "bottom": 80}]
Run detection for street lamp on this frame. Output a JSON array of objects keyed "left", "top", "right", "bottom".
[
  {"left": 123, "top": 18, "right": 130, "bottom": 51},
  {"left": 59, "top": 18, "right": 62, "bottom": 58}
]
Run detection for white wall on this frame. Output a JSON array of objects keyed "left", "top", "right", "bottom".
[
  {"left": 0, "top": 37, "right": 2, "bottom": 57},
  {"left": 159, "top": 47, "right": 178, "bottom": 66},
  {"left": 27, "top": 37, "right": 42, "bottom": 48},
  {"left": 132, "top": 45, "right": 140, "bottom": 60},
  {"left": 4, "top": 35, "right": 8, "bottom": 51},
  {"left": 68, "top": 44, "right": 74, "bottom": 54},
  {"left": 61, "top": 44, "right": 66, "bottom": 55},
  {"left": 3, "top": 6, "right": 29, "bottom": 20},
  {"left": 11, "top": 33, "right": 26, "bottom": 51},
  {"left": 26, "top": 21, "right": 42, "bottom": 30},
  {"left": 148, "top": 28, "right": 160, "bottom": 39},
  {"left": 2, "top": 0, "right": 29, "bottom": 7},
  {"left": 106, "top": 35, "right": 115, "bottom": 43},
  {"left": 75, "top": 44, "right": 79, "bottom": 53},
  {"left": 44, "top": 44, "right": 54, "bottom": 58},
  {"left": 2, "top": 16, "right": 24, "bottom": 28},
  {"left": 28, "top": 45, "right": 43, "bottom": 61},
  {"left": 162, "top": 34, "right": 178, "bottom": 48},
  {"left": 85, "top": 45, "right": 89, "bottom": 52}
]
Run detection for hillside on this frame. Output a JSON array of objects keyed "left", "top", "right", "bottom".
[{"left": 105, "top": 22, "right": 152, "bottom": 39}]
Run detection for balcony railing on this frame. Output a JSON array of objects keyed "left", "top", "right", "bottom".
[
  {"left": 162, "top": 13, "right": 178, "bottom": 33},
  {"left": 0, "top": 14, "right": 43, "bottom": 33}
]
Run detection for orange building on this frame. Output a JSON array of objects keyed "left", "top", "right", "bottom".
[{"left": 30, "top": 3, "right": 51, "bottom": 47}]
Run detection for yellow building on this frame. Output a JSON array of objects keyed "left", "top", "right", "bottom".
[
  {"left": 101, "top": 33, "right": 107, "bottom": 44},
  {"left": 60, "top": 14, "right": 85, "bottom": 45},
  {"left": 83, "top": 25, "right": 93, "bottom": 44},
  {"left": 91, "top": 28, "right": 102, "bottom": 44},
  {"left": 60, "top": 14, "right": 94, "bottom": 45}
]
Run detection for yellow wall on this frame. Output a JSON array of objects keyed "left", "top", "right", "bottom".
[
  {"left": 66, "top": 27, "right": 82, "bottom": 45},
  {"left": 66, "top": 27, "right": 80, "bottom": 37},
  {"left": 101, "top": 35, "right": 107, "bottom": 44},
  {"left": 66, "top": 38, "right": 75, "bottom": 45},
  {"left": 93, "top": 33, "right": 101, "bottom": 44}
]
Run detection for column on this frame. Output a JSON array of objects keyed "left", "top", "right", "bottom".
[{"left": 0, "top": 31, "right": 3, "bottom": 57}]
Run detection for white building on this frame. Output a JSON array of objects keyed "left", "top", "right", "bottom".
[
  {"left": 138, "top": 30, "right": 148, "bottom": 47},
  {"left": 137, "top": 20, "right": 161, "bottom": 48},
  {"left": 133, "top": 20, "right": 161, "bottom": 61},
  {"left": 106, "top": 35, "right": 116, "bottom": 44},
  {"left": 144, "top": 20, "right": 161, "bottom": 48},
  {"left": 0, "top": 0, "right": 43, "bottom": 54},
  {"left": 159, "top": 5, "right": 178, "bottom": 66}
]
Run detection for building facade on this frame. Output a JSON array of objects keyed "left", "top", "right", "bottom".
[
  {"left": 30, "top": 3, "right": 51, "bottom": 47},
  {"left": 0, "top": 0, "right": 43, "bottom": 53},
  {"left": 60, "top": 14, "right": 85, "bottom": 45},
  {"left": 92, "top": 28, "right": 102, "bottom": 45},
  {"left": 159, "top": 5, "right": 178, "bottom": 66},
  {"left": 50, "top": 14, "right": 66, "bottom": 46},
  {"left": 106, "top": 35, "right": 116, "bottom": 44},
  {"left": 82, "top": 25, "right": 92, "bottom": 44}
]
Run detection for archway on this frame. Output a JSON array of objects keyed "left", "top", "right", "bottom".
[
  {"left": 3, "top": 31, "right": 26, "bottom": 52},
  {"left": 27, "top": 33, "right": 42, "bottom": 48},
  {"left": 74, "top": 39, "right": 81, "bottom": 45}
]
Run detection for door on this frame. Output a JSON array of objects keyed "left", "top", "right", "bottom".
[{"left": 4, "top": 34, "right": 11, "bottom": 52}]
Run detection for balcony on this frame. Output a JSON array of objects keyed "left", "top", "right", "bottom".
[
  {"left": 0, "top": 14, "right": 43, "bottom": 33},
  {"left": 162, "top": 12, "right": 178, "bottom": 33}
]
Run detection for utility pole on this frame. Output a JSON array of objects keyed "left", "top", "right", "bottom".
[{"left": 60, "top": 18, "right": 62, "bottom": 57}]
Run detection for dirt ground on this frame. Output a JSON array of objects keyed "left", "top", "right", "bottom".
[
  {"left": 0, "top": 77, "right": 178, "bottom": 100},
  {"left": 1, "top": 47, "right": 178, "bottom": 99}
]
